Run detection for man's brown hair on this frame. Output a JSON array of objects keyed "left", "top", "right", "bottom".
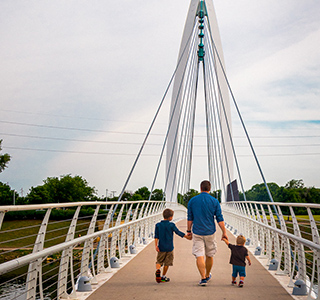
[
  {"left": 200, "top": 180, "right": 211, "bottom": 192},
  {"left": 163, "top": 208, "right": 174, "bottom": 219},
  {"left": 236, "top": 235, "right": 246, "bottom": 245}
]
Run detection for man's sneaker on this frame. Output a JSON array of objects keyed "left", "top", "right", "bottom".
[
  {"left": 239, "top": 280, "right": 244, "bottom": 287},
  {"left": 232, "top": 280, "right": 237, "bottom": 286},
  {"left": 206, "top": 273, "right": 212, "bottom": 282},
  {"left": 161, "top": 276, "right": 170, "bottom": 282},
  {"left": 198, "top": 278, "right": 207, "bottom": 286},
  {"left": 155, "top": 269, "right": 161, "bottom": 283}
]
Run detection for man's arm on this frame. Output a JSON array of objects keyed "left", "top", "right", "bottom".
[
  {"left": 218, "top": 220, "right": 228, "bottom": 241},
  {"left": 187, "top": 220, "right": 193, "bottom": 237}
]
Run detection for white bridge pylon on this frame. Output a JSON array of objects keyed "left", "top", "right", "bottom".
[{"left": 165, "top": 0, "right": 234, "bottom": 202}]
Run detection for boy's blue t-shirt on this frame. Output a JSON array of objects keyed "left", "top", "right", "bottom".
[
  {"left": 187, "top": 192, "right": 224, "bottom": 236},
  {"left": 154, "top": 220, "right": 185, "bottom": 252}
]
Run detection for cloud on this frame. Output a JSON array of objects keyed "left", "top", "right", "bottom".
[{"left": 1, "top": 0, "right": 320, "bottom": 195}]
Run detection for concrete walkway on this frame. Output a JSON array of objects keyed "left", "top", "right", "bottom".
[{"left": 87, "top": 220, "right": 294, "bottom": 300}]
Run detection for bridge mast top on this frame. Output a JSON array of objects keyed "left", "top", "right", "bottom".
[{"left": 165, "top": 0, "right": 233, "bottom": 203}]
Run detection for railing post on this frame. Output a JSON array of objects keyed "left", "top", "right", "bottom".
[
  {"left": 307, "top": 207, "right": 320, "bottom": 300},
  {"left": 98, "top": 204, "right": 114, "bottom": 273},
  {"left": 110, "top": 204, "right": 125, "bottom": 260},
  {"left": 289, "top": 206, "right": 306, "bottom": 281},
  {"left": 26, "top": 208, "right": 52, "bottom": 300},
  {"left": 254, "top": 203, "right": 265, "bottom": 255},
  {"left": 120, "top": 203, "right": 134, "bottom": 256},
  {"left": 129, "top": 203, "right": 140, "bottom": 248},
  {"left": 261, "top": 204, "right": 272, "bottom": 262},
  {"left": 80, "top": 205, "right": 100, "bottom": 279},
  {"left": 0, "top": 211, "right": 5, "bottom": 230},
  {"left": 275, "top": 205, "right": 291, "bottom": 276},
  {"left": 58, "top": 206, "right": 81, "bottom": 299}
]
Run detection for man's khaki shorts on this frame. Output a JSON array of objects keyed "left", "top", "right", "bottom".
[
  {"left": 156, "top": 251, "right": 174, "bottom": 266},
  {"left": 192, "top": 233, "right": 217, "bottom": 258}
]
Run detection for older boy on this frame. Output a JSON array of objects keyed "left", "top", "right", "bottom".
[{"left": 155, "top": 208, "right": 190, "bottom": 283}]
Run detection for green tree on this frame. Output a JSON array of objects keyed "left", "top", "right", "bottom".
[
  {"left": 151, "top": 189, "right": 164, "bottom": 201},
  {"left": 26, "top": 174, "right": 96, "bottom": 204},
  {"left": 242, "top": 182, "right": 280, "bottom": 202},
  {"left": 183, "top": 189, "right": 199, "bottom": 207},
  {"left": 285, "top": 179, "right": 304, "bottom": 189},
  {"left": 0, "top": 140, "right": 11, "bottom": 173},
  {"left": 0, "top": 182, "right": 20, "bottom": 205},
  {"left": 26, "top": 185, "right": 51, "bottom": 204},
  {"left": 133, "top": 186, "right": 150, "bottom": 200}
]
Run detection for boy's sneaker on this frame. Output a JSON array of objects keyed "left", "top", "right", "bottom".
[
  {"left": 206, "top": 273, "right": 212, "bottom": 282},
  {"left": 239, "top": 280, "right": 244, "bottom": 287},
  {"left": 198, "top": 278, "right": 207, "bottom": 286},
  {"left": 161, "top": 276, "right": 170, "bottom": 282},
  {"left": 232, "top": 280, "right": 237, "bottom": 286},
  {"left": 155, "top": 269, "right": 161, "bottom": 283}
]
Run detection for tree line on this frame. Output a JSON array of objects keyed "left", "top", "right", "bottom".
[
  {"left": 0, "top": 175, "right": 165, "bottom": 206},
  {"left": 1, "top": 175, "right": 320, "bottom": 209}
]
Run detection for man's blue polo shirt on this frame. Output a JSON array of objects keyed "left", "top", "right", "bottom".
[
  {"left": 187, "top": 192, "right": 224, "bottom": 236},
  {"left": 154, "top": 220, "right": 185, "bottom": 252}
]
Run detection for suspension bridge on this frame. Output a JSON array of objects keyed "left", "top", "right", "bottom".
[{"left": 0, "top": 0, "right": 319, "bottom": 299}]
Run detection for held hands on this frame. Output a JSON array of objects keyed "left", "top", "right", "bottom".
[
  {"left": 185, "top": 234, "right": 192, "bottom": 240},
  {"left": 221, "top": 236, "right": 229, "bottom": 245},
  {"left": 221, "top": 233, "right": 228, "bottom": 241}
]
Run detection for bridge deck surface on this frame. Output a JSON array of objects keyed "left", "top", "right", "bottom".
[{"left": 88, "top": 220, "right": 293, "bottom": 300}]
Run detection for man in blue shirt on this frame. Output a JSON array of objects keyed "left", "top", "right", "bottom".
[{"left": 187, "top": 180, "right": 228, "bottom": 286}]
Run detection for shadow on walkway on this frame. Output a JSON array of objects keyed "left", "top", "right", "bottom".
[{"left": 87, "top": 220, "right": 293, "bottom": 300}]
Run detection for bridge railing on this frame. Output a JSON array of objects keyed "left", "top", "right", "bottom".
[
  {"left": 222, "top": 201, "right": 320, "bottom": 299},
  {"left": 0, "top": 201, "right": 186, "bottom": 300}
]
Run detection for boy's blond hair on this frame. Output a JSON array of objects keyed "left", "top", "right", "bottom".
[{"left": 236, "top": 235, "right": 246, "bottom": 245}]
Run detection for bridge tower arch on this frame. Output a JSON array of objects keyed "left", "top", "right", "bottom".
[{"left": 165, "top": 0, "right": 234, "bottom": 202}]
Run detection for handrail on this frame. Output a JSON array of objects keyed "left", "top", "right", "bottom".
[
  {"left": 222, "top": 201, "right": 320, "bottom": 299},
  {"left": 223, "top": 200, "right": 320, "bottom": 209},
  {"left": 224, "top": 209, "right": 320, "bottom": 251},
  {"left": 0, "top": 201, "right": 187, "bottom": 300},
  {"left": 0, "top": 200, "right": 162, "bottom": 212},
  {"left": 0, "top": 211, "right": 162, "bottom": 276}
]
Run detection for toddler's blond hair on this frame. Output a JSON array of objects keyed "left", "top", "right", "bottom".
[{"left": 236, "top": 235, "right": 246, "bottom": 245}]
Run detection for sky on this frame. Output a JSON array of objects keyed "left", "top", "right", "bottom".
[{"left": 0, "top": 0, "right": 319, "bottom": 198}]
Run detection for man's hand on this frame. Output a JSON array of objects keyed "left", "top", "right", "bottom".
[
  {"left": 185, "top": 233, "right": 192, "bottom": 240},
  {"left": 221, "top": 233, "right": 228, "bottom": 241},
  {"left": 155, "top": 246, "right": 160, "bottom": 252},
  {"left": 221, "top": 237, "right": 229, "bottom": 245}
]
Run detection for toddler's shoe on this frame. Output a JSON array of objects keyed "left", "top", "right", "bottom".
[
  {"left": 239, "top": 280, "right": 244, "bottom": 287},
  {"left": 232, "top": 280, "right": 237, "bottom": 285}
]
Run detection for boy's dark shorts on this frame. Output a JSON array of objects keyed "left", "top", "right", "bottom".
[{"left": 156, "top": 251, "right": 174, "bottom": 266}]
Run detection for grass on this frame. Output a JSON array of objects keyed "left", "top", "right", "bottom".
[{"left": 0, "top": 219, "right": 91, "bottom": 249}]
